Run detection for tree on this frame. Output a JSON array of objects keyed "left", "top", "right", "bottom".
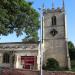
[
  {"left": 0, "top": 0, "right": 40, "bottom": 41},
  {"left": 43, "top": 58, "right": 60, "bottom": 71},
  {"left": 68, "top": 41, "right": 75, "bottom": 60},
  {"left": 68, "top": 41, "right": 75, "bottom": 49}
]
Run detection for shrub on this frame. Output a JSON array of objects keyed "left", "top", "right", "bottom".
[{"left": 43, "top": 58, "right": 60, "bottom": 71}]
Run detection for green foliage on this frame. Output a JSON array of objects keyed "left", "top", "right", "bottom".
[
  {"left": 69, "top": 49, "right": 75, "bottom": 60},
  {"left": 68, "top": 41, "right": 74, "bottom": 49},
  {"left": 43, "top": 58, "right": 60, "bottom": 71},
  {"left": 0, "top": 0, "right": 40, "bottom": 41},
  {"left": 68, "top": 41, "right": 75, "bottom": 60},
  {"left": 22, "top": 35, "right": 39, "bottom": 42},
  {"left": 68, "top": 41, "right": 75, "bottom": 70}
]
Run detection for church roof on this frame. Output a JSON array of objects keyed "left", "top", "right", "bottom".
[{"left": 0, "top": 41, "right": 40, "bottom": 44}]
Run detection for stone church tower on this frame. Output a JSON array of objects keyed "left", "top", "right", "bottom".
[{"left": 43, "top": 0, "right": 71, "bottom": 69}]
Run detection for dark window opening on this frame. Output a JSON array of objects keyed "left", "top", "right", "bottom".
[
  {"left": 3, "top": 53, "right": 10, "bottom": 63},
  {"left": 50, "top": 29, "right": 58, "bottom": 36},
  {"left": 52, "top": 16, "right": 56, "bottom": 25}
]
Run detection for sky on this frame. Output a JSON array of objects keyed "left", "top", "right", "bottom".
[{"left": 0, "top": 0, "right": 75, "bottom": 45}]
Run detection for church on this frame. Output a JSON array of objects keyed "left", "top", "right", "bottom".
[
  {"left": 0, "top": 42, "right": 40, "bottom": 70},
  {"left": 0, "top": 0, "right": 71, "bottom": 70}
]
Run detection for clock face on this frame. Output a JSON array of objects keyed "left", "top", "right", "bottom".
[{"left": 50, "top": 29, "right": 58, "bottom": 36}]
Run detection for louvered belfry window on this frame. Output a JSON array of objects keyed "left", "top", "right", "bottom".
[{"left": 52, "top": 16, "right": 56, "bottom": 25}]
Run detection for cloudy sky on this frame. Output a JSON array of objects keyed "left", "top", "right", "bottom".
[{"left": 0, "top": 0, "right": 75, "bottom": 45}]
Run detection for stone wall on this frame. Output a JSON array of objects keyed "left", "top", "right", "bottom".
[
  {"left": 1, "top": 69, "right": 75, "bottom": 75},
  {"left": 43, "top": 71, "right": 75, "bottom": 75}
]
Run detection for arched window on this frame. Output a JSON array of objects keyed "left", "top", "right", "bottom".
[
  {"left": 52, "top": 16, "right": 56, "bottom": 25},
  {"left": 3, "top": 52, "right": 10, "bottom": 63}
]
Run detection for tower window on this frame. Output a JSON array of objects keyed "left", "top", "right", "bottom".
[
  {"left": 52, "top": 16, "right": 56, "bottom": 25},
  {"left": 3, "top": 52, "right": 10, "bottom": 63},
  {"left": 50, "top": 29, "right": 58, "bottom": 36}
]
